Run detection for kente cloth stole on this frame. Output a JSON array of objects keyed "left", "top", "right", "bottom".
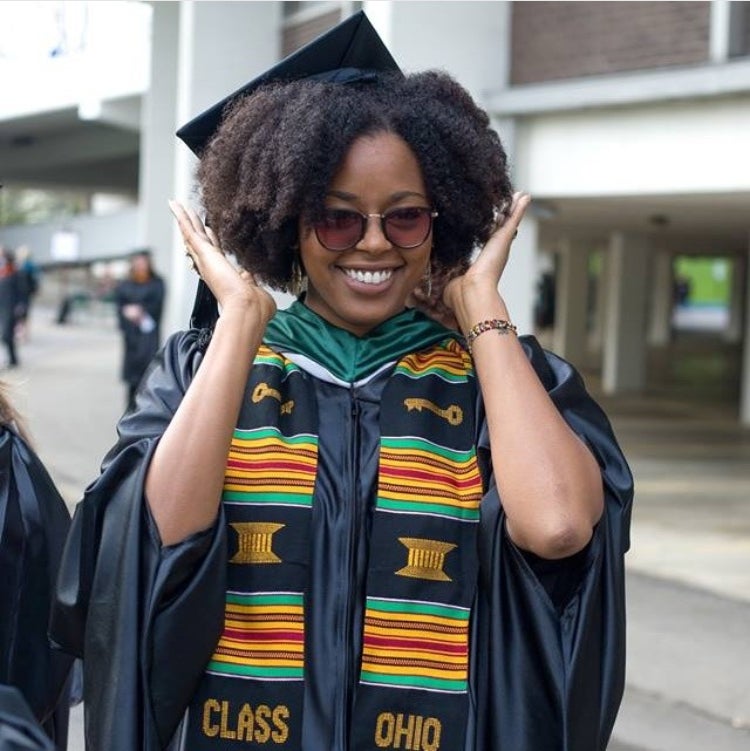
[{"left": 187, "top": 340, "right": 483, "bottom": 751}]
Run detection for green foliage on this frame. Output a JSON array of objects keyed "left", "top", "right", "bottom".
[
  {"left": 0, "top": 187, "right": 88, "bottom": 227},
  {"left": 674, "top": 256, "right": 730, "bottom": 306}
]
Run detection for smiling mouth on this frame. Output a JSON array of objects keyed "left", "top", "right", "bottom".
[{"left": 341, "top": 268, "right": 394, "bottom": 285}]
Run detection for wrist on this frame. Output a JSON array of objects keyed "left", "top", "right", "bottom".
[
  {"left": 453, "top": 297, "right": 510, "bottom": 335},
  {"left": 218, "top": 297, "right": 275, "bottom": 330},
  {"left": 464, "top": 317, "right": 518, "bottom": 354}
]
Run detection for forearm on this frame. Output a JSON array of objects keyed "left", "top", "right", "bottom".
[
  {"left": 462, "top": 295, "right": 603, "bottom": 558},
  {"left": 145, "top": 305, "right": 269, "bottom": 545}
]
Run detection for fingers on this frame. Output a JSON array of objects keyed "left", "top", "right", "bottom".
[
  {"left": 206, "top": 226, "right": 220, "bottom": 247},
  {"left": 168, "top": 200, "right": 212, "bottom": 246},
  {"left": 490, "top": 191, "right": 531, "bottom": 244},
  {"left": 169, "top": 200, "right": 227, "bottom": 278}
]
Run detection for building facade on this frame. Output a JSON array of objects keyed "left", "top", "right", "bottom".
[{"left": 1, "top": 1, "right": 750, "bottom": 422}]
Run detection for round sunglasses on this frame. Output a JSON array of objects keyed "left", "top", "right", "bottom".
[{"left": 313, "top": 206, "right": 438, "bottom": 251}]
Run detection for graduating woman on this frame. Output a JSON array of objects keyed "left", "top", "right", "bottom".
[{"left": 51, "top": 12, "right": 632, "bottom": 751}]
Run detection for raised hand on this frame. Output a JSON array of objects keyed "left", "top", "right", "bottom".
[
  {"left": 168, "top": 200, "right": 276, "bottom": 322},
  {"left": 442, "top": 191, "right": 531, "bottom": 333}
]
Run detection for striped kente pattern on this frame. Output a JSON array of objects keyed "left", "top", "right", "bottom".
[
  {"left": 394, "top": 339, "right": 473, "bottom": 383},
  {"left": 223, "top": 427, "right": 318, "bottom": 506},
  {"left": 360, "top": 597, "right": 470, "bottom": 693},
  {"left": 377, "top": 436, "right": 482, "bottom": 521},
  {"left": 253, "top": 344, "right": 301, "bottom": 373},
  {"left": 207, "top": 592, "right": 304, "bottom": 681}
]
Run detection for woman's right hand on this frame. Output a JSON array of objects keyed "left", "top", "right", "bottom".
[{"left": 168, "top": 200, "right": 277, "bottom": 323}]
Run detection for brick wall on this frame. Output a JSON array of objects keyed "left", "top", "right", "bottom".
[
  {"left": 282, "top": 9, "right": 342, "bottom": 57},
  {"left": 511, "top": 1, "right": 711, "bottom": 85}
]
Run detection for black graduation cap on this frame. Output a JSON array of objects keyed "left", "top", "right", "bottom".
[
  {"left": 175, "top": 10, "right": 401, "bottom": 329},
  {"left": 176, "top": 10, "right": 400, "bottom": 157}
]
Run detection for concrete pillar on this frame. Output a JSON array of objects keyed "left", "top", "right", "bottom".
[
  {"left": 502, "top": 214, "right": 538, "bottom": 335},
  {"left": 372, "top": 0, "right": 511, "bottom": 101},
  {"left": 740, "top": 241, "right": 750, "bottom": 425},
  {"left": 710, "top": 0, "right": 732, "bottom": 63},
  {"left": 725, "top": 254, "right": 746, "bottom": 344},
  {"left": 140, "top": 1, "right": 281, "bottom": 336},
  {"left": 602, "top": 232, "right": 651, "bottom": 394},
  {"left": 590, "top": 249, "right": 609, "bottom": 352},
  {"left": 138, "top": 2, "right": 180, "bottom": 320},
  {"left": 553, "top": 238, "right": 589, "bottom": 367},
  {"left": 647, "top": 249, "right": 674, "bottom": 346}
]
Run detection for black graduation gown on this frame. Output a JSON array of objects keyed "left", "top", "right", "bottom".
[
  {"left": 0, "top": 428, "right": 73, "bottom": 748},
  {"left": 114, "top": 276, "right": 166, "bottom": 388},
  {"left": 50, "top": 329, "right": 633, "bottom": 751},
  {"left": 0, "top": 685, "right": 55, "bottom": 751}
]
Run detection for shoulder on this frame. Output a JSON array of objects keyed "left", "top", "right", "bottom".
[{"left": 156, "top": 328, "right": 209, "bottom": 376}]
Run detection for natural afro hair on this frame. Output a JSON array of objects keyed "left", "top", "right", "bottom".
[{"left": 197, "top": 70, "right": 513, "bottom": 291}]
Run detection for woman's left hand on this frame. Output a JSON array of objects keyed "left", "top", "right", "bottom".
[{"left": 443, "top": 191, "right": 531, "bottom": 331}]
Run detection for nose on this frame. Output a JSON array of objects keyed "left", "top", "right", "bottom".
[{"left": 356, "top": 214, "right": 392, "bottom": 253}]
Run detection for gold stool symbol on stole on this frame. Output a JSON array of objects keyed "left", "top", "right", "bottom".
[
  {"left": 229, "top": 522, "right": 285, "bottom": 564},
  {"left": 396, "top": 537, "right": 456, "bottom": 582}
]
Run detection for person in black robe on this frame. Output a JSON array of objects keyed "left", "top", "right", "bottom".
[
  {"left": 50, "top": 12, "right": 633, "bottom": 751},
  {"left": 114, "top": 251, "right": 165, "bottom": 410},
  {"left": 0, "top": 385, "right": 73, "bottom": 749},
  {"left": 0, "top": 250, "right": 21, "bottom": 369}
]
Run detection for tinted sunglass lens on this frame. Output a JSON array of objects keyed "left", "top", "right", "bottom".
[
  {"left": 316, "top": 210, "right": 363, "bottom": 250},
  {"left": 384, "top": 208, "right": 432, "bottom": 248}
]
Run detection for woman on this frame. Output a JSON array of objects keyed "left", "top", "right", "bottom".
[
  {"left": 0, "top": 248, "right": 21, "bottom": 369},
  {"left": 114, "top": 251, "right": 165, "bottom": 410},
  {"left": 0, "top": 384, "right": 72, "bottom": 748},
  {"left": 51, "top": 22, "right": 632, "bottom": 751}
]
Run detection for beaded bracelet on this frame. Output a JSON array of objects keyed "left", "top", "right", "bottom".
[{"left": 465, "top": 318, "right": 517, "bottom": 354}]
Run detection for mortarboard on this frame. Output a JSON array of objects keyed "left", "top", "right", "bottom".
[
  {"left": 177, "top": 10, "right": 400, "bottom": 157},
  {"left": 175, "top": 10, "right": 401, "bottom": 328}
]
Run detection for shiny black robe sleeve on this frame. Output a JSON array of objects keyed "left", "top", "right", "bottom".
[
  {"left": 0, "top": 685, "right": 55, "bottom": 751},
  {"left": 470, "top": 336, "right": 634, "bottom": 751},
  {"left": 50, "top": 330, "right": 227, "bottom": 751},
  {"left": 0, "top": 427, "right": 73, "bottom": 747}
]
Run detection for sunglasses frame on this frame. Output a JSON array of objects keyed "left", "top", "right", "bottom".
[{"left": 313, "top": 207, "right": 439, "bottom": 251}]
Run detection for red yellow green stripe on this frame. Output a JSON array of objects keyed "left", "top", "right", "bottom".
[
  {"left": 394, "top": 340, "right": 473, "bottom": 383},
  {"left": 223, "top": 427, "right": 318, "bottom": 506},
  {"left": 208, "top": 592, "right": 304, "bottom": 681},
  {"left": 376, "top": 437, "right": 482, "bottom": 521},
  {"left": 360, "top": 597, "right": 469, "bottom": 693}
]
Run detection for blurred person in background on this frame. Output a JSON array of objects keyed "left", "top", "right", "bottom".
[
  {"left": 13, "top": 246, "right": 40, "bottom": 344},
  {"left": 0, "top": 383, "right": 73, "bottom": 749},
  {"left": 114, "top": 251, "right": 166, "bottom": 410},
  {"left": 0, "top": 249, "right": 21, "bottom": 369}
]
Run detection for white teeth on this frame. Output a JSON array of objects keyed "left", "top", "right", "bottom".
[{"left": 343, "top": 268, "right": 393, "bottom": 285}]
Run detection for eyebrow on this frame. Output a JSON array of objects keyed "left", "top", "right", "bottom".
[{"left": 326, "top": 190, "right": 428, "bottom": 202}]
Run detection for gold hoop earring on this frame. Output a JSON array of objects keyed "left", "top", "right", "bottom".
[
  {"left": 422, "top": 265, "right": 433, "bottom": 299},
  {"left": 290, "top": 259, "right": 307, "bottom": 297}
]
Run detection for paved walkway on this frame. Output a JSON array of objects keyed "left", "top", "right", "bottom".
[{"left": 4, "top": 307, "right": 750, "bottom": 750}]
